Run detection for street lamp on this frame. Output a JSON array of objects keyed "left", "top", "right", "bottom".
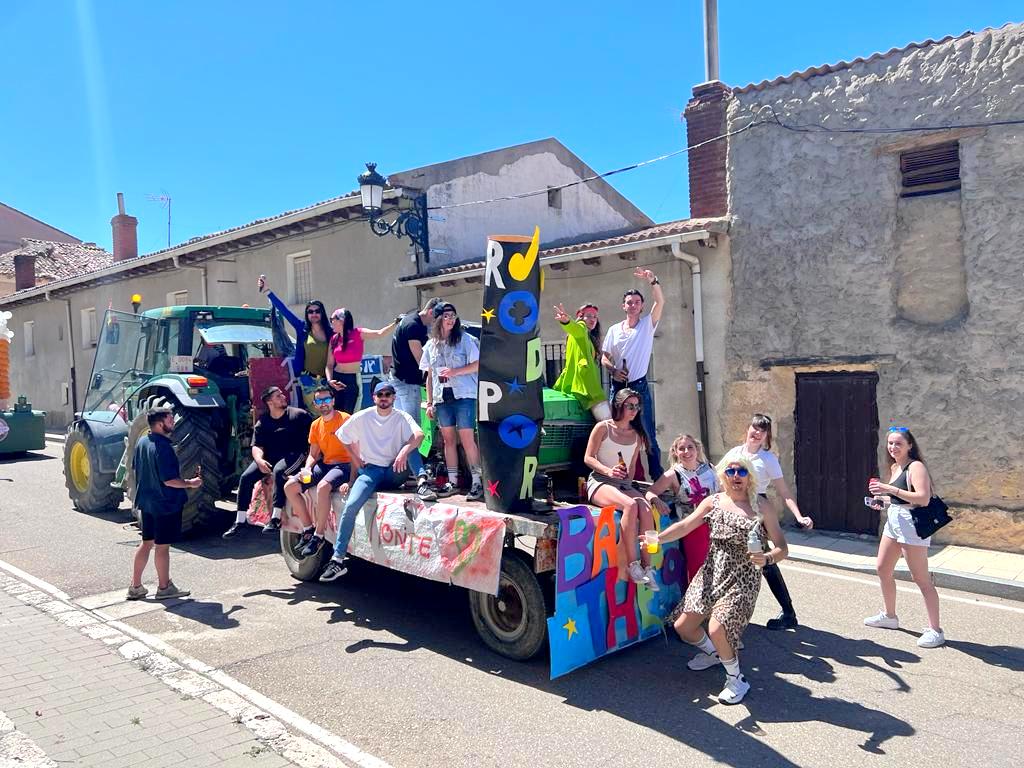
[{"left": 357, "top": 162, "right": 431, "bottom": 262}]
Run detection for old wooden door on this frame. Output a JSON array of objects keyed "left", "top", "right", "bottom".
[{"left": 794, "top": 372, "right": 880, "bottom": 534}]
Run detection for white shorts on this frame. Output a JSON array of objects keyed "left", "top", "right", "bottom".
[{"left": 882, "top": 504, "right": 931, "bottom": 547}]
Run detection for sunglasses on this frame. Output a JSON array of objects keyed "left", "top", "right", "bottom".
[
  {"left": 306, "top": 309, "right": 322, "bottom": 316},
  {"left": 623, "top": 403, "right": 640, "bottom": 411},
  {"left": 888, "top": 426, "right": 909, "bottom": 433},
  {"left": 724, "top": 467, "right": 750, "bottom": 478},
  {"left": 441, "top": 312, "right": 457, "bottom": 319},
  {"left": 313, "top": 396, "right": 333, "bottom": 405},
  {"left": 375, "top": 391, "right": 395, "bottom": 399}
]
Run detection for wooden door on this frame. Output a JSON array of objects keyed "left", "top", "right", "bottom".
[{"left": 794, "top": 372, "right": 880, "bottom": 534}]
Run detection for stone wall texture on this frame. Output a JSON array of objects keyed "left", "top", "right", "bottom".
[{"left": 722, "top": 24, "right": 1024, "bottom": 551}]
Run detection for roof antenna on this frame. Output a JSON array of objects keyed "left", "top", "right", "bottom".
[{"left": 146, "top": 192, "right": 172, "bottom": 247}]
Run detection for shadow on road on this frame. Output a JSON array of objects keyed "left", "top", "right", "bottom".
[
  {"left": 164, "top": 599, "right": 244, "bottom": 630},
  {"left": 247, "top": 559, "right": 924, "bottom": 766},
  {"left": 943, "top": 639, "right": 1024, "bottom": 671},
  {"left": 0, "top": 451, "right": 55, "bottom": 465}
]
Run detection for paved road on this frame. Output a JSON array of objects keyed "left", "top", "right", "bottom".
[{"left": 2, "top": 443, "right": 1023, "bottom": 767}]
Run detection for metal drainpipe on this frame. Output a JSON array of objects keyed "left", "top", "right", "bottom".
[
  {"left": 670, "top": 241, "right": 710, "bottom": 452},
  {"left": 172, "top": 256, "right": 208, "bottom": 304},
  {"left": 46, "top": 292, "right": 79, "bottom": 415}
]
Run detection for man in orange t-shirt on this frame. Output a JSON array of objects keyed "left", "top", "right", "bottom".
[{"left": 283, "top": 385, "right": 352, "bottom": 552}]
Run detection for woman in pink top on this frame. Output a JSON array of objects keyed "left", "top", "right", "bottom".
[{"left": 325, "top": 308, "right": 397, "bottom": 414}]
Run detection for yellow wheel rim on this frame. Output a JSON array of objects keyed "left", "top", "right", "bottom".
[{"left": 69, "top": 442, "right": 91, "bottom": 493}]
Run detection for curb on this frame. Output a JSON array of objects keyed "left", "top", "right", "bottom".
[
  {"left": 787, "top": 549, "right": 1024, "bottom": 603},
  {"left": 44, "top": 432, "right": 65, "bottom": 444}
]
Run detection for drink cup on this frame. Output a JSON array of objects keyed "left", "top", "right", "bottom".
[
  {"left": 644, "top": 530, "right": 659, "bottom": 555},
  {"left": 301, "top": 469, "right": 313, "bottom": 484}
]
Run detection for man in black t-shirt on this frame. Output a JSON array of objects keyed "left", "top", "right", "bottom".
[
  {"left": 223, "top": 386, "right": 313, "bottom": 539},
  {"left": 129, "top": 406, "right": 201, "bottom": 601},
  {"left": 390, "top": 297, "right": 440, "bottom": 420}
]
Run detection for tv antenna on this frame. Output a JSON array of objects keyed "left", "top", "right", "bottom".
[{"left": 146, "top": 192, "right": 172, "bottom": 247}]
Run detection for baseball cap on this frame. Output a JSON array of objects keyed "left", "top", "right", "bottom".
[
  {"left": 373, "top": 381, "right": 396, "bottom": 395},
  {"left": 433, "top": 301, "right": 457, "bottom": 318}
]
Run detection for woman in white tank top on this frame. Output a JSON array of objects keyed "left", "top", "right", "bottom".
[{"left": 583, "top": 388, "right": 658, "bottom": 589}]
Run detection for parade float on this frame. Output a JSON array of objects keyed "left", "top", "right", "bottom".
[{"left": 0, "top": 310, "right": 47, "bottom": 457}]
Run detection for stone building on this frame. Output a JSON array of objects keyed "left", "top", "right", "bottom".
[
  {"left": 701, "top": 24, "right": 1023, "bottom": 552},
  {"left": 0, "top": 202, "right": 84, "bottom": 295}
]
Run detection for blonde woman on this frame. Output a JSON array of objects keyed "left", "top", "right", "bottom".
[
  {"left": 654, "top": 455, "right": 789, "bottom": 705},
  {"left": 647, "top": 434, "right": 718, "bottom": 582}
]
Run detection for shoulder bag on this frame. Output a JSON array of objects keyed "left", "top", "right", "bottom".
[{"left": 907, "top": 466, "right": 952, "bottom": 539}]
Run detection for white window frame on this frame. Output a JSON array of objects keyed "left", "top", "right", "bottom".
[
  {"left": 167, "top": 290, "right": 189, "bottom": 306},
  {"left": 80, "top": 308, "right": 98, "bottom": 348},
  {"left": 287, "top": 250, "right": 313, "bottom": 304},
  {"left": 23, "top": 321, "right": 35, "bottom": 358}
]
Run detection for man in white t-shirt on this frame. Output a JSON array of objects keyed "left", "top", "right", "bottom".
[
  {"left": 319, "top": 381, "right": 436, "bottom": 582},
  {"left": 601, "top": 266, "right": 666, "bottom": 477}
]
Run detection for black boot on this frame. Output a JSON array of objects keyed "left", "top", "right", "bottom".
[
  {"left": 766, "top": 611, "right": 799, "bottom": 631},
  {"left": 762, "top": 562, "right": 798, "bottom": 630}
]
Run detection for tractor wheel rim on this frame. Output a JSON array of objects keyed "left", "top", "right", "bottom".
[
  {"left": 481, "top": 575, "right": 527, "bottom": 642},
  {"left": 69, "top": 442, "right": 91, "bottom": 492}
]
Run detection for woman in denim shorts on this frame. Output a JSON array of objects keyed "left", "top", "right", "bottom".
[{"left": 420, "top": 302, "right": 483, "bottom": 500}]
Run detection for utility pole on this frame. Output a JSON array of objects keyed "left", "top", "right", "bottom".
[{"left": 146, "top": 193, "right": 172, "bottom": 247}]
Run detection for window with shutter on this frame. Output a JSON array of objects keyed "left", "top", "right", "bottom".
[{"left": 900, "top": 142, "right": 960, "bottom": 198}]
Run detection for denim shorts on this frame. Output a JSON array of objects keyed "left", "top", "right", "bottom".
[{"left": 436, "top": 398, "right": 476, "bottom": 429}]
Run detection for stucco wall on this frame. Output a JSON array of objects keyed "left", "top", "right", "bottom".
[
  {"left": 3, "top": 220, "right": 414, "bottom": 429},
  {"left": 722, "top": 24, "right": 1024, "bottom": 550}
]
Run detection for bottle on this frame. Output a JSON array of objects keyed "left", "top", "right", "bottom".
[
  {"left": 577, "top": 476, "right": 587, "bottom": 501},
  {"left": 616, "top": 451, "right": 627, "bottom": 472},
  {"left": 619, "top": 358, "right": 629, "bottom": 382},
  {"left": 747, "top": 521, "right": 763, "bottom": 568}
]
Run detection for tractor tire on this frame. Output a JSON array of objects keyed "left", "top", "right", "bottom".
[
  {"left": 125, "top": 395, "right": 226, "bottom": 533},
  {"left": 468, "top": 551, "right": 549, "bottom": 661},
  {"left": 64, "top": 422, "right": 124, "bottom": 513},
  {"left": 280, "top": 529, "right": 333, "bottom": 581}
]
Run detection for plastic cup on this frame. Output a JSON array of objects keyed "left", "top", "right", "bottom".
[
  {"left": 644, "top": 530, "right": 659, "bottom": 555},
  {"left": 301, "top": 470, "right": 313, "bottom": 484}
]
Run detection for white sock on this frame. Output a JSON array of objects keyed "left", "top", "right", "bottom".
[
  {"left": 690, "top": 631, "right": 716, "bottom": 656},
  {"left": 447, "top": 468, "right": 458, "bottom": 484},
  {"left": 235, "top": 509, "right": 247, "bottom": 524},
  {"left": 471, "top": 466, "right": 482, "bottom": 485},
  {"left": 302, "top": 525, "right": 314, "bottom": 534},
  {"left": 722, "top": 656, "right": 741, "bottom": 678},
  {"left": 271, "top": 507, "right": 282, "bottom": 520}
]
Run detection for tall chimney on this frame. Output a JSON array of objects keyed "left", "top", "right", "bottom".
[
  {"left": 111, "top": 192, "right": 138, "bottom": 262},
  {"left": 14, "top": 252, "right": 36, "bottom": 291},
  {"left": 684, "top": 81, "right": 731, "bottom": 219}
]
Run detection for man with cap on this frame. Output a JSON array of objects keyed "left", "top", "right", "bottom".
[
  {"left": 313, "top": 381, "right": 436, "bottom": 579},
  {"left": 390, "top": 297, "right": 441, "bottom": 420},
  {"left": 128, "top": 406, "right": 201, "bottom": 601},
  {"left": 224, "top": 385, "right": 313, "bottom": 539}
]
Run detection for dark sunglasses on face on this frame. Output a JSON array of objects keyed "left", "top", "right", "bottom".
[
  {"left": 313, "top": 396, "right": 333, "bottom": 405},
  {"left": 375, "top": 392, "right": 395, "bottom": 399},
  {"left": 724, "top": 467, "right": 750, "bottom": 478},
  {"left": 624, "top": 403, "right": 640, "bottom": 411},
  {"left": 307, "top": 309, "right": 321, "bottom": 316}
]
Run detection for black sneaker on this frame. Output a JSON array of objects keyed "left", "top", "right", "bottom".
[
  {"left": 262, "top": 518, "right": 282, "bottom": 534},
  {"left": 319, "top": 559, "right": 347, "bottom": 582},
  {"left": 766, "top": 611, "right": 799, "bottom": 631},
  {"left": 222, "top": 522, "right": 252, "bottom": 539},
  {"left": 300, "top": 535, "right": 324, "bottom": 558},
  {"left": 292, "top": 529, "right": 314, "bottom": 555}
]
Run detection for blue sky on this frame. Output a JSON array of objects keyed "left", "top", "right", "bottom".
[{"left": 1, "top": 1, "right": 1019, "bottom": 255}]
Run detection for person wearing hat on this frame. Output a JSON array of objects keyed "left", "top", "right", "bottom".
[
  {"left": 127, "top": 406, "right": 201, "bottom": 601},
  {"left": 420, "top": 301, "right": 483, "bottom": 500},
  {"left": 313, "top": 380, "right": 437, "bottom": 579},
  {"left": 389, "top": 297, "right": 441, "bottom": 420},
  {"left": 223, "top": 385, "right": 313, "bottom": 539}
]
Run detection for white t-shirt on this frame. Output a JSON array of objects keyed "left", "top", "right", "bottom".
[
  {"left": 336, "top": 407, "right": 421, "bottom": 467},
  {"left": 601, "top": 314, "right": 657, "bottom": 380},
  {"left": 722, "top": 445, "right": 783, "bottom": 495}
]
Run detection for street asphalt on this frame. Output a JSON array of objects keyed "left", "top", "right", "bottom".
[{"left": 2, "top": 442, "right": 1023, "bottom": 768}]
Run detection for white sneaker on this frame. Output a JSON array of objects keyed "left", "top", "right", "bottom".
[
  {"left": 917, "top": 627, "right": 946, "bottom": 648},
  {"left": 717, "top": 673, "right": 750, "bottom": 705},
  {"left": 627, "top": 561, "right": 650, "bottom": 585},
  {"left": 687, "top": 651, "right": 721, "bottom": 671},
  {"left": 863, "top": 611, "right": 900, "bottom": 630},
  {"left": 643, "top": 565, "right": 661, "bottom": 592}
]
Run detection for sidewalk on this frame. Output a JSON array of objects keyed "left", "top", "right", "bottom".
[
  {"left": 0, "top": 572, "right": 360, "bottom": 768},
  {"left": 785, "top": 528, "right": 1024, "bottom": 602}
]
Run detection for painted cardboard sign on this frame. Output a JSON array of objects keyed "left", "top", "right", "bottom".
[
  {"left": 282, "top": 491, "right": 507, "bottom": 595},
  {"left": 478, "top": 228, "right": 544, "bottom": 514},
  {"left": 547, "top": 505, "right": 684, "bottom": 679}
]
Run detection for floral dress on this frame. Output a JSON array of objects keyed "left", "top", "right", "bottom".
[{"left": 669, "top": 493, "right": 765, "bottom": 648}]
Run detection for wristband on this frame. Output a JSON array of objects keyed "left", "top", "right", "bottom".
[
  {"left": 650, "top": 277, "right": 660, "bottom": 286},
  {"left": 765, "top": 553, "right": 775, "bottom": 566}
]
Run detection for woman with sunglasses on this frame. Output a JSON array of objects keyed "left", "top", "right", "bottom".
[
  {"left": 552, "top": 302, "right": 612, "bottom": 420},
  {"left": 864, "top": 427, "right": 944, "bottom": 648},
  {"left": 655, "top": 455, "right": 788, "bottom": 705},
  {"left": 583, "top": 388, "right": 658, "bottom": 588},
  {"left": 326, "top": 308, "right": 398, "bottom": 414},
  {"left": 420, "top": 302, "right": 483, "bottom": 500},
  {"left": 257, "top": 275, "right": 331, "bottom": 380},
  {"left": 647, "top": 433, "right": 719, "bottom": 583},
  {"left": 722, "top": 413, "right": 812, "bottom": 631}
]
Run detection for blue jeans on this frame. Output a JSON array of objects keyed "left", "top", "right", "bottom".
[
  {"left": 611, "top": 375, "right": 664, "bottom": 478},
  {"left": 392, "top": 381, "right": 422, "bottom": 421},
  {"left": 332, "top": 451, "right": 425, "bottom": 560}
]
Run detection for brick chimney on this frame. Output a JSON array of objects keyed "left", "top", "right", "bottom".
[
  {"left": 684, "top": 81, "right": 732, "bottom": 218},
  {"left": 14, "top": 252, "right": 36, "bottom": 291},
  {"left": 111, "top": 192, "right": 138, "bottom": 262}
]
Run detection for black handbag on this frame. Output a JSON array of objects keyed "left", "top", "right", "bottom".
[{"left": 908, "top": 473, "right": 952, "bottom": 538}]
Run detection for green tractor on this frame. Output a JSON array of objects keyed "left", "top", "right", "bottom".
[{"left": 63, "top": 305, "right": 280, "bottom": 531}]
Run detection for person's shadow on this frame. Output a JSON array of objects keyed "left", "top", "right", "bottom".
[
  {"left": 943, "top": 639, "right": 1024, "bottom": 672},
  {"left": 163, "top": 599, "right": 243, "bottom": 630}
]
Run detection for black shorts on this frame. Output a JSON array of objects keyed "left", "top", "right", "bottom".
[
  {"left": 140, "top": 507, "right": 183, "bottom": 544},
  {"left": 300, "top": 461, "right": 351, "bottom": 490}
]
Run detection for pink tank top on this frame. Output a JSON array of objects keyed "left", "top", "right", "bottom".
[{"left": 331, "top": 328, "right": 364, "bottom": 365}]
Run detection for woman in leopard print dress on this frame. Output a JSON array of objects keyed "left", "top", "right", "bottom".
[{"left": 653, "top": 455, "right": 789, "bottom": 705}]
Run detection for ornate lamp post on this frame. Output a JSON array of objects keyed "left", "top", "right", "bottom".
[{"left": 357, "top": 163, "right": 431, "bottom": 262}]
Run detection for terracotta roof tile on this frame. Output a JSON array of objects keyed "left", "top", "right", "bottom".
[{"left": 0, "top": 238, "right": 114, "bottom": 283}]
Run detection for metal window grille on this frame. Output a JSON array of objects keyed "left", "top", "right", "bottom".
[
  {"left": 292, "top": 255, "right": 313, "bottom": 303},
  {"left": 900, "top": 142, "right": 960, "bottom": 198},
  {"left": 169, "top": 290, "right": 188, "bottom": 306}
]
